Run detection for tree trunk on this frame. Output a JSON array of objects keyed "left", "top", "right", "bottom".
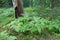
[
  {"left": 50, "top": 0, "right": 54, "bottom": 8},
  {"left": 6, "top": 0, "right": 10, "bottom": 7},
  {"left": 12, "top": 0, "right": 23, "bottom": 18}
]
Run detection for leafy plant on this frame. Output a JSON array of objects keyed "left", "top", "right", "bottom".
[
  {"left": 4, "top": 15, "right": 60, "bottom": 35},
  {"left": 0, "top": 31, "right": 16, "bottom": 40}
]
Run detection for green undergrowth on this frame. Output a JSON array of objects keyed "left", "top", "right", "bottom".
[
  {"left": 3, "top": 15, "right": 60, "bottom": 38},
  {"left": 0, "top": 8, "right": 15, "bottom": 27},
  {"left": 0, "top": 31, "right": 16, "bottom": 40},
  {"left": 0, "top": 7, "right": 60, "bottom": 40},
  {"left": 1, "top": 15, "right": 59, "bottom": 40}
]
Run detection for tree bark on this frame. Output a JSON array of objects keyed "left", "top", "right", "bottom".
[
  {"left": 6, "top": 0, "right": 10, "bottom": 7},
  {"left": 50, "top": 0, "right": 54, "bottom": 8},
  {"left": 12, "top": 0, "right": 23, "bottom": 18}
]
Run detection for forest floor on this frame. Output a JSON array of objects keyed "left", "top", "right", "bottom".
[{"left": 0, "top": 7, "right": 60, "bottom": 40}]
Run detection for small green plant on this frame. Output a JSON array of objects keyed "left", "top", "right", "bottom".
[{"left": 0, "top": 31, "right": 16, "bottom": 40}]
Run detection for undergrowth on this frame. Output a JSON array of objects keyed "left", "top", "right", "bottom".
[
  {"left": 4, "top": 15, "right": 60, "bottom": 36},
  {"left": 0, "top": 7, "right": 60, "bottom": 40}
]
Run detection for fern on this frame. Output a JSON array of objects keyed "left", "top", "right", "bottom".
[{"left": 0, "top": 31, "right": 16, "bottom": 40}]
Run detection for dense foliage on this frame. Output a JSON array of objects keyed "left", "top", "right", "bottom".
[
  {"left": 0, "top": 0, "right": 60, "bottom": 40},
  {"left": 0, "top": 31, "right": 16, "bottom": 40},
  {"left": 0, "top": 0, "right": 60, "bottom": 7},
  {"left": 5, "top": 15, "right": 60, "bottom": 34},
  {"left": 0, "top": 7, "right": 60, "bottom": 40}
]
